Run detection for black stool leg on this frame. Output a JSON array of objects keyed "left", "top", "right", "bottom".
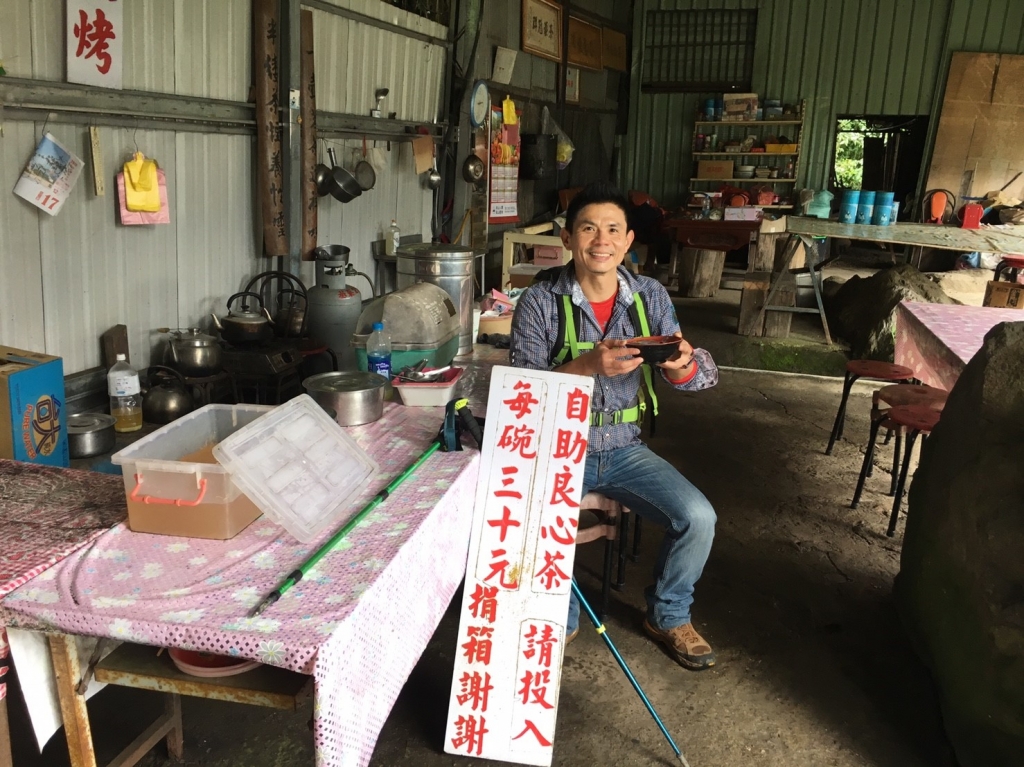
[
  {"left": 851, "top": 415, "right": 884, "bottom": 508},
  {"left": 631, "top": 516, "right": 642, "bottom": 561},
  {"left": 889, "top": 429, "right": 903, "bottom": 496},
  {"left": 601, "top": 536, "right": 614, "bottom": 619},
  {"left": 827, "top": 372, "right": 858, "bottom": 454},
  {"left": 615, "top": 513, "right": 628, "bottom": 590},
  {"left": 888, "top": 430, "right": 919, "bottom": 537},
  {"left": 882, "top": 428, "right": 893, "bottom": 446}
]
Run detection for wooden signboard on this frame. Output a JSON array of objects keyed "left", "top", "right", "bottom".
[
  {"left": 568, "top": 17, "right": 602, "bottom": 71},
  {"left": 565, "top": 66, "right": 580, "bottom": 104},
  {"left": 602, "top": 27, "right": 627, "bottom": 72},
  {"left": 521, "top": 0, "right": 562, "bottom": 63},
  {"left": 444, "top": 366, "right": 593, "bottom": 766}
]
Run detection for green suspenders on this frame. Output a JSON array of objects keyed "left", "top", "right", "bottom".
[{"left": 552, "top": 292, "right": 660, "bottom": 427}]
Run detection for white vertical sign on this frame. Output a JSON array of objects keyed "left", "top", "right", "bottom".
[
  {"left": 445, "top": 366, "right": 593, "bottom": 766},
  {"left": 67, "top": 0, "right": 123, "bottom": 90}
]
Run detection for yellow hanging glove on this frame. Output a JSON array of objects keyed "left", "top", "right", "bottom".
[
  {"left": 123, "top": 152, "right": 161, "bottom": 212},
  {"left": 502, "top": 96, "right": 517, "bottom": 125}
]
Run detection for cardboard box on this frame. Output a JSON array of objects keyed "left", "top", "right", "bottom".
[
  {"left": 479, "top": 312, "right": 513, "bottom": 335},
  {"left": 697, "top": 160, "right": 734, "bottom": 179},
  {"left": 983, "top": 280, "right": 1024, "bottom": 309},
  {"left": 724, "top": 206, "right": 763, "bottom": 221},
  {"left": 0, "top": 346, "right": 69, "bottom": 467},
  {"left": 722, "top": 93, "right": 758, "bottom": 121}
]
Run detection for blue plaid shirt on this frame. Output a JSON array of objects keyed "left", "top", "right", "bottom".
[{"left": 510, "top": 265, "right": 718, "bottom": 453}]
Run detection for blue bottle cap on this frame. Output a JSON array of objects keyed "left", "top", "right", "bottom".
[{"left": 372, "top": 322, "right": 384, "bottom": 331}]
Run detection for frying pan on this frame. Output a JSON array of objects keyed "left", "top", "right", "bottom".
[
  {"left": 353, "top": 138, "right": 376, "bottom": 191},
  {"left": 326, "top": 146, "right": 362, "bottom": 203}
]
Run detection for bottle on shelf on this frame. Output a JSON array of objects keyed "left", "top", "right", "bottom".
[
  {"left": 385, "top": 219, "right": 400, "bottom": 256},
  {"left": 366, "top": 322, "right": 392, "bottom": 381},
  {"left": 108, "top": 354, "right": 142, "bottom": 433}
]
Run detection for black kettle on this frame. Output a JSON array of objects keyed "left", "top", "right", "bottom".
[{"left": 142, "top": 366, "right": 194, "bottom": 424}]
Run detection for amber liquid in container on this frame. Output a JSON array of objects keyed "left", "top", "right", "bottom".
[
  {"left": 111, "top": 406, "right": 143, "bottom": 433},
  {"left": 125, "top": 441, "right": 262, "bottom": 539}
]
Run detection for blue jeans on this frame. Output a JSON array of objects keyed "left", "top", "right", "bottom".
[{"left": 567, "top": 444, "right": 716, "bottom": 633}]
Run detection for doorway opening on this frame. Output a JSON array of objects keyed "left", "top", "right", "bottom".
[{"left": 830, "top": 116, "right": 929, "bottom": 218}]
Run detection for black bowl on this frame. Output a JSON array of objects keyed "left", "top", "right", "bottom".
[{"left": 625, "top": 335, "right": 680, "bottom": 364}]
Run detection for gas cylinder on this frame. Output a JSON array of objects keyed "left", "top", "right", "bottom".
[{"left": 307, "top": 246, "right": 364, "bottom": 371}]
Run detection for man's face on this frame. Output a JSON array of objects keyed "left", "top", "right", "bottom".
[{"left": 561, "top": 202, "right": 634, "bottom": 279}]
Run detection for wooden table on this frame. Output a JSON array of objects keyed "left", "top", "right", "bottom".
[{"left": 663, "top": 218, "right": 761, "bottom": 297}]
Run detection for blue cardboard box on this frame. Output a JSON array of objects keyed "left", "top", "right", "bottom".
[{"left": 0, "top": 346, "right": 69, "bottom": 467}]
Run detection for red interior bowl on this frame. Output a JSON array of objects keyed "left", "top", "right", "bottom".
[{"left": 625, "top": 335, "right": 680, "bottom": 364}]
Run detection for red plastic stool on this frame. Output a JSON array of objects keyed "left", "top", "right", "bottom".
[
  {"left": 994, "top": 255, "right": 1024, "bottom": 283},
  {"left": 851, "top": 385, "right": 947, "bottom": 507},
  {"left": 825, "top": 360, "right": 916, "bottom": 455}
]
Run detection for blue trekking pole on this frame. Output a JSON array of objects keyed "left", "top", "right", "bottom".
[{"left": 571, "top": 579, "right": 691, "bottom": 766}]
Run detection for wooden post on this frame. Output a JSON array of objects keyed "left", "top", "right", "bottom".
[
  {"left": 49, "top": 634, "right": 98, "bottom": 767},
  {"left": 299, "top": 9, "right": 318, "bottom": 261},
  {"left": 0, "top": 697, "right": 12, "bottom": 767},
  {"left": 677, "top": 248, "right": 726, "bottom": 297}
]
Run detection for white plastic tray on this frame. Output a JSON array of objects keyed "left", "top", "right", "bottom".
[{"left": 213, "top": 395, "right": 379, "bottom": 542}]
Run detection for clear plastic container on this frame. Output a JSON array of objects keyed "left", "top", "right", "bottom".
[
  {"left": 213, "top": 395, "right": 379, "bottom": 543},
  {"left": 111, "top": 403, "right": 274, "bottom": 539},
  {"left": 391, "top": 367, "right": 463, "bottom": 407}
]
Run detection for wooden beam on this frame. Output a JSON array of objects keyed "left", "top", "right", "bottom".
[{"left": 48, "top": 635, "right": 98, "bottom": 767}]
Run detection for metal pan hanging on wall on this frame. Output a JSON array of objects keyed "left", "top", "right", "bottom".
[{"left": 325, "top": 146, "right": 362, "bottom": 203}]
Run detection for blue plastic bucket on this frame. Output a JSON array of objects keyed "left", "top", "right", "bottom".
[
  {"left": 856, "top": 191, "right": 876, "bottom": 225},
  {"left": 872, "top": 192, "right": 895, "bottom": 225},
  {"left": 839, "top": 190, "right": 860, "bottom": 224}
]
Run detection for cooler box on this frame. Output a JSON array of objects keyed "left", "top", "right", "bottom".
[
  {"left": 0, "top": 346, "right": 69, "bottom": 467},
  {"left": 111, "top": 404, "right": 273, "bottom": 539},
  {"left": 351, "top": 283, "right": 461, "bottom": 371}
]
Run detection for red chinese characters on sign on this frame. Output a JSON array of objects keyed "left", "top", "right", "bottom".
[
  {"left": 564, "top": 387, "right": 590, "bottom": 422},
  {"left": 451, "top": 714, "right": 489, "bottom": 756},
  {"left": 540, "top": 515, "right": 577, "bottom": 546},
  {"left": 553, "top": 429, "right": 587, "bottom": 464},
  {"left": 522, "top": 623, "right": 559, "bottom": 669},
  {"left": 503, "top": 381, "right": 540, "bottom": 420},
  {"left": 73, "top": 8, "right": 116, "bottom": 75},
  {"left": 549, "top": 465, "right": 580, "bottom": 508},
  {"left": 497, "top": 424, "right": 537, "bottom": 459},
  {"left": 468, "top": 584, "right": 499, "bottom": 624},
  {"left": 462, "top": 626, "right": 494, "bottom": 666},
  {"left": 483, "top": 548, "right": 519, "bottom": 589},
  {"left": 535, "top": 549, "right": 571, "bottom": 590},
  {"left": 456, "top": 671, "right": 494, "bottom": 712},
  {"left": 510, "top": 619, "right": 561, "bottom": 755}
]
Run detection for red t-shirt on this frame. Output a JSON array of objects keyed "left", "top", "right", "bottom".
[{"left": 590, "top": 293, "right": 617, "bottom": 332}]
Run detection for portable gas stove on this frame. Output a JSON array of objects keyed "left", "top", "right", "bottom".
[{"left": 220, "top": 339, "right": 303, "bottom": 404}]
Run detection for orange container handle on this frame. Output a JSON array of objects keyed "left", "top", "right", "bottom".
[{"left": 131, "top": 475, "right": 208, "bottom": 506}]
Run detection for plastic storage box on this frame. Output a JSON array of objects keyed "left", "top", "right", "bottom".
[
  {"left": 391, "top": 367, "right": 464, "bottom": 407},
  {"left": 213, "top": 395, "right": 379, "bottom": 543},
  {"left": 111, "top": 404, "right": 273, "bottom": 539}
]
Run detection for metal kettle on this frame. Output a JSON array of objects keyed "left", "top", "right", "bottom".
[
  {"left": 142, "top": 366, "right": 194, "bottom": 424},
  {"left": 211, "top": 292, "right": 274, "bottom": 345},
  {"left": 164, "top": 327, "right": 222, "bottom": 377}
]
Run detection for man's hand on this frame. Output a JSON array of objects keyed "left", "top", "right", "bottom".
[
  {"left": 557, "top": 339, "right": 643, "bottom": 378},
  {"left": 658, "top": 332, "right": 697, "bottom": 380}
]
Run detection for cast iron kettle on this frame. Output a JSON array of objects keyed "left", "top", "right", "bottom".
[
  {"left": 211, "top": 292, "right": 274, "bottom": 345},
  {"left": 142, "top": 366, "right": 194, "bottom": 424}
]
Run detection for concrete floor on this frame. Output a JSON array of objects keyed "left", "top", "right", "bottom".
[{"left": 8, "top": 367, "right": 956, "bottom": 767}]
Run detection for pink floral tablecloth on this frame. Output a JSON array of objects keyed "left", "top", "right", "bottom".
[
  {"left": 0, "top": 459, "right": 128, "bottom": 701},
  {"left": 894, "top": 301, "right": 1024, "bottom": 390},
  {"left": 3, "top": 405, "right": 480, "bottom": 767}
]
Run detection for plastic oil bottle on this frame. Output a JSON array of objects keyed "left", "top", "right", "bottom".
[
  {"left": 366, "top": 322, "right": 392, "bottom": 381},
  {"left": 108, "top": 353, "right": 143, "bottom": 432}
]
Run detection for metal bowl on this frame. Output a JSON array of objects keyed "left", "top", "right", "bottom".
[
  {"left": 67, "top": 413, "right": 117, "bottom": 458},
  {"left": 303, "top": 371, "right": 385, "bottom": 426}
]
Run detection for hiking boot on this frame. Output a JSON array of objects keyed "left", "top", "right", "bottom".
[
  {"left": 643, "top": 620, "right": 715, "bottom": 670},
  {"left": 566, "top": 626, "right": 580, "bottom": 645}
]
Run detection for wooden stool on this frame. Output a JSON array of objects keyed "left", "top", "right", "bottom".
[
  {"left": 576, "top": 493, "right": 638, "bottom": 619},
  {"left": 852, "top": 385, "right": 947, "bottom": 508},
  {"left": 826, "top": 360, "right": 916, "bottom": 455}
]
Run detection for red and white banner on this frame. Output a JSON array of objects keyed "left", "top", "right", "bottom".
[
  {"left": 445, "top": 366, "right": 593, "bottom": 766},
  {"left": 67, "top": 0, "right": 123, "bottom": 89}
]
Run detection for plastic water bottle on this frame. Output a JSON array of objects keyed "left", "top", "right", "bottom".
[
  {"left": 366, "top": 322, "right": 392, "bottom": 381},
  {"left": 108, "top": 354, "right": 142, "bottom": 433},
  {"left": 385, "top": 219, "right": 400, "bottom": 256}
]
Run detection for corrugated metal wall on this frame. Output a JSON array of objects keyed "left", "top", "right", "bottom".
[
  {"left": 626, "top": 0, "right": 1024, "bottom": 205},
  {"left": 1, "top": 0, "right": 444, "bottom": 374}
]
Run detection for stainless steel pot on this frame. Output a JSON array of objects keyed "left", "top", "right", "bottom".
[
  {"left": 165, "top": 327, "right": 222, "bottom": 377},
  {"left": 303, "top": 371, "right": 385, "bottom": 426},
  {"left": 67, "top": 413, "right": 116, "bottom": 458}
]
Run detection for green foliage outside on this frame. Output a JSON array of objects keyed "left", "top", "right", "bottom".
[{"left": 834, "top": 119, "right": 885, "bottom": 189}]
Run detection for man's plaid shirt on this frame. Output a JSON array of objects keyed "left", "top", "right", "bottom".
[{"left": 510, "top": 265, "right": 718, "bottom": 453}]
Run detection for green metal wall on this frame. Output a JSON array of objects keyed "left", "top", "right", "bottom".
[{"left": 625, "top": 0, "right": 1024, "bottom": 206}]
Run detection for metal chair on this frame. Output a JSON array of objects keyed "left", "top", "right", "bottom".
[
  {"left": 882, "top": 405, "right": 942, "bottom": 537},
  {"left": 576, "top": 493, "right": 641, "bottom": 619},
  {"left": 826, "top": 360, "right": 916, "bottom": 455},
  {"left": 851, "top": 384, "right": 947, "bottom": 509}
]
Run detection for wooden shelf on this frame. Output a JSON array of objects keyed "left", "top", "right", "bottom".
[
  {"left": 693, "top": 152, "right": 798, "bottom": 157},
  {"left": 690, "top": 178, "right": 797, "bottom": 183},
  {"left": 695, "top": 119, "right": 802, "bottom": 126}
]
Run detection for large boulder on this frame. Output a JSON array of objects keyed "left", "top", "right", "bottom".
[
  {"left": 896, "top": 321, "right": 1024, "bottom": 767},
  {"left": 825, "top": 264, "right": 959, "bottom": 360}
]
